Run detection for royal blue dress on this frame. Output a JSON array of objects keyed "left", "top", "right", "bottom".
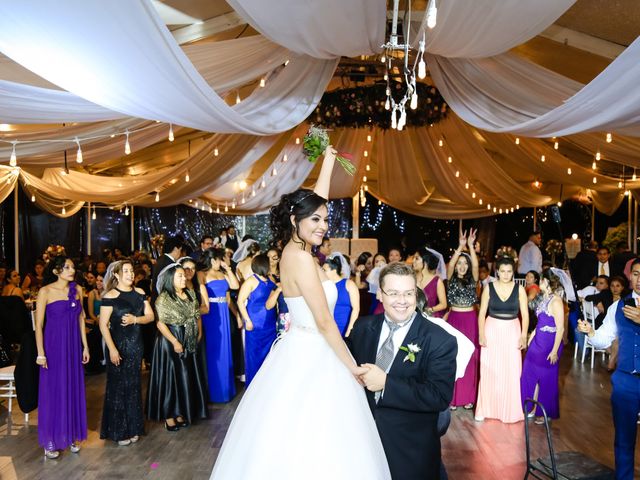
[
  {"left": 202, "top": 278, "right": 235, "bottom": 402},
  {"left": 244, "top": 275, "right": 277, "bottom": 386},
  {"left": 333, "top": 278, "right": 352, "bottom": 336}
]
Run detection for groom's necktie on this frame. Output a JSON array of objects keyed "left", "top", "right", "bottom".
[{"left": 374, "top": 319, "right": 402, "bottom": 403}]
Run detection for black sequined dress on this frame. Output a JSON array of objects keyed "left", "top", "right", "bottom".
[{"left": 100, "top": 289, "right": 146, "bottom": 441}]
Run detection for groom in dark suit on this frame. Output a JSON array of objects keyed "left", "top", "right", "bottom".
[{"left": 348, "top": 262, "right": 457, "bottom": 480}]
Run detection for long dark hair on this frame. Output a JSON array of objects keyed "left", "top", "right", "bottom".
[
  {"left": 269, "top": 188, "right": 326, "bottom": 249},
  {"left": 43, "top": 256, "right": 71, "bottom": 286},
  {"left": 450, "top": 254, "right": 474, "bottom": 287},
  {"left": 416, "top": 247, "right": 439, "bottom": 272},
  {"left": 251, "top": 254, "right": 271, "bottom": 278},
  {"left": 159, "top": 264, "right": 193, "bottom": 302},
  {"left": 180, "top": 257, "right": 202, "bottom": 304},
  {"left": 198, "top": 247, "right": 225, "bottom": 272}
]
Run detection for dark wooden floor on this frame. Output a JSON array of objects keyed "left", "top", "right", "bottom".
[{"left": 1, "top": 352, "right": 638, "bottom": 480}]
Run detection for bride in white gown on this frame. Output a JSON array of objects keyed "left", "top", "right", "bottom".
[{"left": 210, "top": 147, "right": 391, "bottom": 479}]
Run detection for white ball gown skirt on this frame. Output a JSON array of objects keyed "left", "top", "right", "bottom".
[{"left": 210, "top": 283, "right": 391, "bottom": 479}]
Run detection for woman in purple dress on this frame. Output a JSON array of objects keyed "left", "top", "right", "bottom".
[
  {"left": 413, "top": 247, "right": 447, "bottom": 318},
  {"left": 521, "top": 269, "right": 565, "bottom": 423},
  {"left": 35, "top": 256, "right": 90, "bottom": 459}
]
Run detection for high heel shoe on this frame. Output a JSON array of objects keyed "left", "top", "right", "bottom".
[
  {"left": 70, "top": 443, "right": 81, "bottom": 453},
  {"left": 164, "top": 420, "right": 179, "bottom": 432},
  {"left": 44, "top": 449, "right": 60, "bottom": 459},
  {"left": 175, "top": 417, "right": 189, "bottom": 428}
]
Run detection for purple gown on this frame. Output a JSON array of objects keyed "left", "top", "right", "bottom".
[
  {"left": 38, "top": 282, "right": 87, "bottom": 450},
  {"left": 521, "top": 295, "right": 564, "bottom": 418},
  {"left": 423, "top": 276, "right": 444, "bottom": 318}
]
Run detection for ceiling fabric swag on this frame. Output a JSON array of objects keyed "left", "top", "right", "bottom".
[
  {"left": 226, "top": 0, "right": 385, "bottom": 59},
  {"left": 411, "top": 0, "right": 575, "bottom": 58},
  {"left": 0, "top": 0, "right": 337, "bottom": 134},
  {"left": 427, "top": 37, "right": 640, "bottom": 137}
]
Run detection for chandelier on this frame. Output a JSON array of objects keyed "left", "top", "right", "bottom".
[{"left": 380, "top": 0, "right": 437, "bottom": 131}]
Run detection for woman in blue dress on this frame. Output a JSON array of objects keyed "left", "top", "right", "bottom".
[
  {"left": 237, "top": 254, "right": 278, "bottom": 385},
  {"left": 197, "top": 248, "right": 239, "bottom": 402},
  {"left": 323, "top": 253, "right": 360, "bottom": 336}
]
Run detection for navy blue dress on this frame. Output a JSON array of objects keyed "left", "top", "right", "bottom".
[{"left": 244, "top": 275, "right": 277, "bottom": 385}]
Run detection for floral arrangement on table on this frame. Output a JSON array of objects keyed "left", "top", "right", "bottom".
[
  {"left": 495, "top": 246, "right": 518, "bottom": 264},
  {"left": 545, "top": 239, "right": 563, "bottom": 266},
  {"left": 42, "top": 244, "right": 66, "bottom": 262},
  {"left": 311, "top": 81, "right": 448, "bottom": 130},
  {"left": 150, "top": 234, "right": 165, "bottom": 259}
]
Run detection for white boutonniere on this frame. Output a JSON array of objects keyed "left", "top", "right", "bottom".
[{"left": 398, "top": 343, "right": 421, "bottom": 363}]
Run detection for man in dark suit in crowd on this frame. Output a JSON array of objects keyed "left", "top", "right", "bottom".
[
  {"left": 571, "top": 240, "right": 599, "bottom": 290},
  {"left": 225, "top": 225, "right": 239, "bottom": 253},
  {"left": 151, "top": 234, "right": 185, "bottom": 302},
  {"left": 348, "top": 262, "right": 457, "bottom": 480}
]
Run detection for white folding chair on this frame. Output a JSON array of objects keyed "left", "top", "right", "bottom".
[
  {"left": 580, "top": 301, "right": 608, "bottom": 369},
  {"left": 0, "top": 365, "right": 29, "bottom": 423}
]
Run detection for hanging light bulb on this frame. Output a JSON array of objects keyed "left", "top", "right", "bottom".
[
  {"left": 282, "top": 153, "right": 288, "bottom": 163},
  {"left": 557, "top": 201, "right": 562, "bottom": 207},
  {"left": 592, "top": 161, "right": 597, "bottom": 170},
  {"left": 92, "top": 207, "right": 96, "bottom": 220},
  {"left": 295, "top": 138, "right": 300, "bottom": 145},
  {"left": 259, "top": 78, "right": 266, "bottom": 88},
  {"left": 455, "top": 170, "right": 460, "bottom": 177},
  {"left": 364, "top": 185, "right": 369, "bottom": 192},
  {"left": 251, "top": 186, "right": 256, "bottom": 197},
  {"left": 231, "top": 199, "right": 236, "bottom": 209},
  {"left": 195, "top": 200, "right": 199, "bottom": 208},
  {"left": 241, "top": 195, "right": 246, "bottom": 205},
  {"left": 62, "top": 205, "right": 66, "bottom": 215},
  {"left": 515, "top": 137, "right": 520, "bottom": 145},
  {"left": 363, "top": 176, "right": 368, "bottom": 183},
  {"left": 383, "top": 73, "right": 389, "bottom": 81},
  {"left": 214, "top": 148, "right": 219, "bottom": 156},
  {"left": 625, "top": 190, "right": 631, "bottom": 196},
  {"left": 479, "top": 199, "right": 483, "bottom": 205},
  {"left": 75, "top": 138, "right": 83, "bottom": 164},
  {"left": 224, "top": 202, "right": 228, "bottom": 213},
  {"left": 464, "top": 182, "right": 469, "bottom": 189},
  {"left": 185, "top": 171, "right": 190, "bottom": 182},
  {"left": 261, "top": 178, "right": 266, "bottom": 189},
  {"left": 472, "top": 192, "right": 476, "bottom": 199},
  {"left": 633, "top": 170, "right": 637, "bottom": 181},
  {"left": 209, "top": 204, "right": 213, "bottom": 213},
  {"left": 386, "top": 87, "right": 391, "bottom": 96},
  {"left": 596, "top": 151, "right": 601, "bottom": 161},
  {"left": 391, "top": 108, "right": 397, "bottom": 130},
  {"left": 235, "top": 92, "right": 241, "bottom": 104},
  {"left": 384, "top": 97, "right": 390, "bottom": 110},
  {"left": 216, "top": 205, "right": 220, "bottom": 214},
  {"left": 410, "top": 90, "right": 418, "bottom": 110},
  {"left": 31, "top": 193, "right": 35, "bottom": 202},
  {"left": 417, "top": 58, "right": 426, "bottom": 79},
  {"left": 487, "top": 203, "right": 491, "bottom": 210},
  {"left": 239, "top": 180, "right": 247, "bottom": 191},
  {"left": 168, "top": 123, "right": 174, "bottom": 142},
  {"left": 618, "top": 180, "right": 623, "bottom": 188},
  {"left": 380, "top": 55, "right": 386, "bottom": 63},
  {"left": 554, "top": 141, "right": 559, "bottom": 150},
  {"left": 567, "top": 167, "right": 572, "bottom": 175},
  {"left": 534, "top": 180, "right": 540, "bottom": 187},
  {"left": 125, "top": 205, "right": 129, "bottom": 216},
  {"left": 606, "top": 132, "right": 612, "bottom": 143},
  {"left": 499, "top": 208, "right": 503, "bottom": 214},
  {"left": 438, "top": 139, "right": 444, "bottom": 147},
  {"left": 516, "top": 204, "right": 520, "bottom": 209},
  {"left": 593, "top": 176, "right": 597, "bottom": 184},
  {"left": 426, "top": 0, "right": 437, "bottom": 29},
  {"left": 366, "top": 164, "right": 371, "bottom": 171},
  {"left": 367, "top": 134, "right": 372, "bottom": 142},
  {"left": 155, "top": 191, "right": 160, "bottom": 202},
  {"left": 9, "top": 141, "right": 17, "bottom": 167},
  {"left": 493, "top": 207, "right": 497, "bottom": 213},
  {"left": 540, "top": 155, "right": 545, "bottom": 162},
  {"left": 272, "top": 166, "right": 278, "bottom": 176},
  {"left": 124, "top": 131, "right": 131, "bottom": 155},
  {"left": 447, "top": 156, "right": 452, "bottom": 163},
  {"left": 364, "top": 150, "right": 369, "bottom": 157}
]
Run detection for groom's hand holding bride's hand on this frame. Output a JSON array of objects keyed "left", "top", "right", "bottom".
[
  {"left": 352, "top": 365, "right": 370, "bottom": 386},
  {"left": 360, "top": 363, "right": 386, "bottom": 392}
]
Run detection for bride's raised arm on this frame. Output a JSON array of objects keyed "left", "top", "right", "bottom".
[{"left": 313, "top": 146, "right": 337, "bottom": 200}]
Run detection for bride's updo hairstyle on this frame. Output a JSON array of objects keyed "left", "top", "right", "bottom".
[{"left": 270, "top": 188, "right": 326, "bottom": 248}]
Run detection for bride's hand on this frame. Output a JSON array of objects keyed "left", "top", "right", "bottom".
[
  {"left": 352, "top": 365, "right": 369, "bottom": 386},
  {"left": 323, "top": 145, "right": 337, "bottom": 162}
]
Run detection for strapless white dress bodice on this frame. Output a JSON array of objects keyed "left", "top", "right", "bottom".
[
  {"left": 284, "top": 280, "right": 337, "bottom": 332},
  {"left": 210, "top": 278, "right": 390, "bottom": 480}
]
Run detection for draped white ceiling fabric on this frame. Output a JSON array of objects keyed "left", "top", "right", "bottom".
[
  {"left": 427, "top": 41, "right": 640, "bottom": 137},
  {"left": 0, "top": 1, "right": 338, "bottom": 134},
  {"left": 226, "top": 0, "right": 385, "bottom": 58},
  {"left": 412, "top": 0, "right": 576, "bottom": 58}
]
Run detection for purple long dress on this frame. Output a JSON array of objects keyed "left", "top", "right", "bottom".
[
  {"left": 38, "top": 282, "right": 87, "bottom": 451},
  {"left": 521, "top": 295, "right": 564, "bottom": 418},
  {"left": 423, "top": 276, "right": 444, "bottom": 318}
]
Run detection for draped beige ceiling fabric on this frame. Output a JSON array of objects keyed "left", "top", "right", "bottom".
[{"left": 1, "top": 1, "right": 639, "bottom": 220}]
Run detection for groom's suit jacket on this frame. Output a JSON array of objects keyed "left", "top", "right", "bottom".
[{"left": 348, "top": 312, "right": 457, "bottom": 480}]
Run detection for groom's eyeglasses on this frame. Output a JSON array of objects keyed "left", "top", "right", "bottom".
[{"left": 380, "top": 288, "right": 416, "bottom": 300}]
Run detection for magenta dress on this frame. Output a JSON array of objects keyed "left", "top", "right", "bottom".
[
  {"left": 38, "top": 282, "right": 87, "bottom": 451},
  {"left": 521, "top": 295, "right": 564, "bottom": 418},
  {"left": 423, "top": 276, "right": 444, "bottom": 318}
]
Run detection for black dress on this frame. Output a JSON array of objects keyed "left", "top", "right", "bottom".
[
  {"left": 100, "top": 289, "right": 146, "bottom": 441},
  {"left": 147, "top": 291, "right": 208, "bottom": 424}
]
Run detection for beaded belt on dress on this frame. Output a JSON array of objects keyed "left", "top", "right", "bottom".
[
  {"left": 539, "top": 325, "right": 557, "bottom": 333},
  {"left": 209, "top": 296, "right": 227, "bottom": 303}
]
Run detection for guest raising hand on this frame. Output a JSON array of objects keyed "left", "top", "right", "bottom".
[{"left": 446, "top": 228, "right": 480, "bottom": 410}]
